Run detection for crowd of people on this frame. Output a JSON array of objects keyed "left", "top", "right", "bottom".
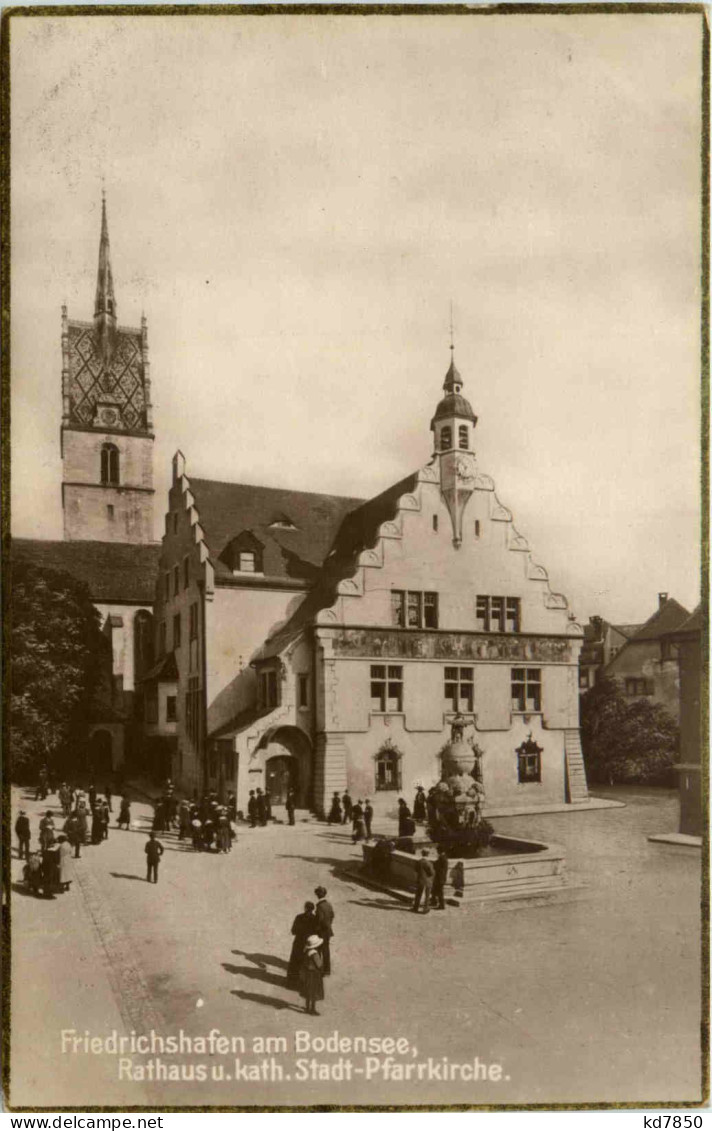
[{"left": 15, "top": 776, "right": 124, "bottom": 898}]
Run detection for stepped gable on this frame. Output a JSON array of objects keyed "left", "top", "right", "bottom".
[
  {"left": 12, "top": 538, "right": 161, "bottom": 604},
  {"left": 255, "top": 470, "right": 419, "bottom": 659},
  {"left": 187, "top": 477, "right": 364, "bottom": 583}
]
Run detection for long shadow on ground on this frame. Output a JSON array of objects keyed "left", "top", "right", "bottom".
[{"left": 230, "top": 989, "right": 303, "bottom": 1012}]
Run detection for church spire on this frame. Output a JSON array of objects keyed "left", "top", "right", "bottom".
[{"left": 94, "top": 192, "right": 116, "bottom": 355}]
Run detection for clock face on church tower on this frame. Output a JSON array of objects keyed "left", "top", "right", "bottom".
[
  {"left": 455, "top": 455, "right": 476, "bottom": 482},
  {"left": 99, "top": 406, "right": 120, "bottom": 428}
]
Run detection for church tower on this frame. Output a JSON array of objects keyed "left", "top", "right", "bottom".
[
  {"left": 430, "top": 346, "right": 479, "bottom": 547},
  {"left": 61, "top": 196, "right": 155, "bottom": 543}
]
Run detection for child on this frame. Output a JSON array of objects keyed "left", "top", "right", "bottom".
[{"left": 299, "top": 935, "right": 325, "bottom": 1016}]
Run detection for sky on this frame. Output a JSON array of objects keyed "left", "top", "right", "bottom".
[{"left": 10, "top": 11, "right": 704, "bottom": 626}]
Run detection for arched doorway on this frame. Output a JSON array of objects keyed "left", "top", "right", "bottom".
[
  {"left": 89, "top": 729, "right": 113, "bottom": 777},
  {"left": 265, "top": 754, "right": 298, "bottom": 805},
  {"left": 259, "top": 726, "right": 312, "bottom": 808}
]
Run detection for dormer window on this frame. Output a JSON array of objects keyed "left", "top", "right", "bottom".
[
  {"left": 440, "top": 426, "right": 452, "bottom": 451},
  {"left": 269, "top": 513, "right": 297, "bottom": 530},
  {"left": 101, "top": 443, "right": 119, "bottom": 486},
  {"left": 219, "top": 531, "right": 264, "bottom": 575},
  {"left": 458, "top": 425, "right": 469, "bottom": 450}
]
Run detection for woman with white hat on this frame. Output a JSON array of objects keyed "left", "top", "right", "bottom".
[{"left": 299, "top": 935, "right": 325, "bottom": 1016}]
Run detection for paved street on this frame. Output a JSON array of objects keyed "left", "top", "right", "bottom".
[{"left": 9, "top": 785, "right": 703, "bottom": 1109}]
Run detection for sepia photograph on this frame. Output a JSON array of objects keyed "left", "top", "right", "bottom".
[{"left": 4, "top": 5, "right": 707, "bottom": 1113}]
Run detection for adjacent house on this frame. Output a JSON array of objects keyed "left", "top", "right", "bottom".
[{"left": 602, "top": 594, "right": 691, "bottom": 722}]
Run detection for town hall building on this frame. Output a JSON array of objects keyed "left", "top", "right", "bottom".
[{"left": 151, "top": 349, "right": 589, "bottom": 816}]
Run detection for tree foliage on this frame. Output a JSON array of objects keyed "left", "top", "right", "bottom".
[
  {"left": 10, "top": 560, "right": 107, "bottom": 777},
  {"left": 580, "top": 677, "right": 679, "bottom": 785}
]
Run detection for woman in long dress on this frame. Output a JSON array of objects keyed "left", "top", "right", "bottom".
[
  {"left": 57, "top": 834, "right": 73, "bottom": 892},
  {"left": 288, "top": 901, "right": 318, "bottom": 979},
  {"left": 299, "top": 935, "right": 325, "bottom": 1015}
]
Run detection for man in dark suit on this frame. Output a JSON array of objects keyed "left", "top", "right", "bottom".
[
  {"left": 314, "top": 886, "right": 334, "bottom": 975},
  {"left": 363, "top": 799, "right": 374, "bottom": 839},
  {"left": 145, "top": 832, "right": 164, "bottom": 883},
  {"left": 430, "top": 846, "right": 449, "bottom": 910},
  {"left": 247, "top": 791, "right": 258, "bottom": 828},
  {"left": 341, "top": 791, "right": 353, "bottom": 826},
  {"left": 411, "top": 849, "right": 435, "bottom": 914},
  {"left": 286, "top": 788, "right": 296, "bottom": 826}
]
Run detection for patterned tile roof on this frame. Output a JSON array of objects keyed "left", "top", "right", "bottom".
[
  {"left": 11, "top": 538, "right": 161, "bottom": 604},
  {"left": 66, "top": 321, "right": 148, "bottom": 433}
]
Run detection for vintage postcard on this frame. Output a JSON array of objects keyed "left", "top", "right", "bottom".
[{"left": 4, "top": 5, "right": 707, "bottom": 1112}]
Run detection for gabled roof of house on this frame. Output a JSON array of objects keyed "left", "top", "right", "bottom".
[
  {"left": 187, "top": 478, "right": 364, "bottom": 583},
  {"left": 660, "top": 604, "right": 702, "bottom": 639},
  {"left": 627, "top": 597, "right": 691, "bottom": 643},
  {"left": 11, "top": 538, "right": 161, "bottom": 604},
  {"left": 255, "top": 470, "right": 420, "bottom": 660},
  {"left": 612, "top": 622, "right": 644, "bottom": 639}
]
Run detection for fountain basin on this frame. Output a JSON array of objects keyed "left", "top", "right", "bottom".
[{"left": 361, "top": 834, "right": 570, "bottom": 904}]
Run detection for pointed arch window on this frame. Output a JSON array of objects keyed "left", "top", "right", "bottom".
[
  {"left": 101, "top": 443, "right": 120, "bottom": 486},
  {"left": 440, "top": 426, "right": 452, "bottom": 451}
]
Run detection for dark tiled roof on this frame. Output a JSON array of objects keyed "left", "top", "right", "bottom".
[
  {"left": 612, "top": 623, "right": 644, "bottom": 638},
  {"left": 188, "top": 478, "right": 364, "bottom": 583},
  {"left": 430, "top": 392, "right": 477, "bottom": 428},
  {"left": 627, "top": 598, "right": 691, "bottom": 643},
  {"left": 661, "top": 604, "right": 702, "bottom": 639},
  {"left": 11, "top": 538, "right": 161, "bottom": 604},
  {"left": 256, "top": 470, "right": 420, "bottom": 659}
]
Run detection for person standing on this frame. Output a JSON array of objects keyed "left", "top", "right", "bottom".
[
  {"left": 75, "top": 806, "right": 88, "bottom": 849},
  {"left": 263, "top": 791, "right": 272, "bottom": 825},
  {"left": 247, "top": 791, "right": 258, "bottom": 828},
  {"left": 88, "top": 784, "right": 97, "bottom": 811},
  {"left": 314, "top": 886, "right": 334, "bottom": 975},
  {"left": 104, "top": 783, "right": 113, "bottom": 812},
  {"left": 411, "top": 849, "right": 435, "bottom": 914},
  {"left": 363, "top": 799, "right": 373, "bottom": 839},
  {"left": 57, "top": 835, "right": 73, "bottom": 892},
  {"left": 117, "top": 796, "right": 131, "bottom": 830},
  {"left": 431, "top": 846, "right": 449, "bottom": 910},
  {"left": 351, "top": 800, "right": 366, "bottom": 843},
  {"left": 255, "top": 789, "right": 266, "bottom": 828},
  {"left": 288, "top": 900, "right": 318, "bottom": 978},
  {"left": 91, "top": 806, "right": 103, "bottom": 845},
  {"left": 341, "top": 791, "right": 353, "bottom": 826},
  {"left": 286, "top": 788, "right": 296, "bottom": 827},
  {"left": 397, "top": 798, "right": 412, "bottom": 838},
  {"left": 145, "top": 832, "right": 164, "bottom": 883},
  {"left": 191, "top": 815, "right": 203, "bottom": 851},
  {"left": 100, "top": 799, "right": 110, "bottom": 840},
  {"left": 63, "top": 813, "right": 82, "bottom": 859},
  {"left": 39, "top": 810, "right": 56, "bottom": 850},
  {"left": 413, "top": 786, "right": 427, "bottom": 823},
  {"left": 299, "top": 936, "right": 325, "bottom": 1016},
  {"left": 327, "top": 793, "right": 342, "bottom": 825},
  {"left": 15, "top": 811, "right": 31, "bottom": 859}
]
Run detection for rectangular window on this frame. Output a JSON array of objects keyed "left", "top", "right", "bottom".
[
  {"left": 173, "top": 513, "right": 178, "bottom": 534},
  {"left": 474, "top": 520, "right": 480, "bottom": 538},
  {"left": 146, "top": 694, "right": 158, "bottom": 724},
  {"left": 391, "top": 590, "right": 405, "bottom": 627},
  {"left": 432, "top": 514, "right": 438, "bottom": 532},
  {"left": 424, "top": 592, "right": 438, "bottom": 629},
  {"left": 407, "top": 591, "right": 422, "bottom": 628},
  {"left": 370, "top": 664, "right": 403, "bottom": 712},
  {"left": 477, "top": 595, "right": 520, "bottom": 633},
  {"left": 625, "top": 678, "right": 654, "bottom": 696},
  {"left": 518, "top": 749, "right": 541, "bottom": 783},
  {"left": 164, "top": 573, "right": 170, "bottom": 602},
  {"left": 239, "top": 551, "right": 256, "bottom": 572},
  {"left": 298, "top": 674, "right": 309, "bottom": 709},
  {"left": 189, "top": 602, "right": 198, "bottom": 641},
  {"left": 173, "top": 565, "right": 180, "bottom": 596},
  {"left": 444, "top": 666, "right": 474, "bottom": 712},
  {"left": 511, "top": 668, "right": 541, "bottom": 712},
  {"left": 173, "top": 612, "right": 181, "bottom": 650},
  {"left": 506, "top": 598, "right": 521, "bottom": 633},
  {"left": 107, "top": 505, "right": 114, "bottom": 521},
  {"left": 183, "top": 556, "right": 190, "bottom": 589},
  {"left": 166, "top": 695, "right": 177, "bottom": 723},
  {"left": 186, "top": 676, "right": 200, "bottom": 744},
  {"left": 391, "top": 590, "right": 438, "bottom": 629},
  {"left": 458, "top": 424, "right": 469, "bottom": 450}
]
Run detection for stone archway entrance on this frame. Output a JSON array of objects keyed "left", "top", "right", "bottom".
[
  {"left": 265, "top": 755, "right": 298, "bottom": 805},
  {"left": 260, "top": 726, "right": 312, "bottom": 809}
]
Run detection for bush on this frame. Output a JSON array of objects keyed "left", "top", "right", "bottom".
[{"left": 580, "top": 677, "right": 679, "bottom": 785}]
